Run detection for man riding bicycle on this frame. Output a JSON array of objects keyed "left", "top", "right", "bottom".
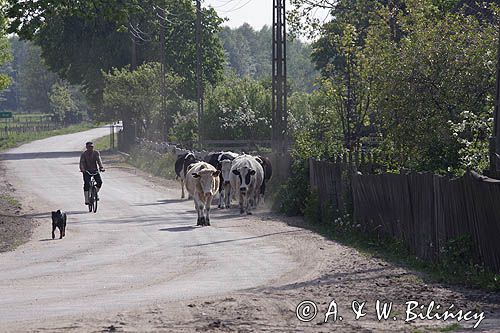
[{"left": 79, "top": 141, "right": 105, "bottom": 205}]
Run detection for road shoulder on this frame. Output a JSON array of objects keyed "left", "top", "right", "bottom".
[{"left": 0, "top": 164, "right": 36, "bottom": 252}]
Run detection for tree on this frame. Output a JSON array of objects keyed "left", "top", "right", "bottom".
[
  {"left": 218, "top": 25, "right": 318, "bottom": 92},
  {"left": 18, "top": 43, "right": 58, "bottom": 114},
  {"left": 103, "top": 62, "right": 188, "bottom": 143},
  {"left": 364, "top": 0, "right": 498, "bottom": 172},
  {"left": 287, "top": 0, "right": 499, "bottom": 173},
  {"left": 204, "top": 74, "right": 271, "bottom": 140},
  {"left": 49, "top": 82, "right": 77, "bottom": 123},
  {"left": 0, "top": 0, "right": 11, "bottom": 94},
  {"left": 0, "top": 37, "right": 26, "bottom": 111},
  {"left": 6, "top": 0, "right": 226, "bottom": 146}
]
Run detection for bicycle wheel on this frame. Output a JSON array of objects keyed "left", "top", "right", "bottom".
[
  {"left": 91, "top": 187, "right": 98, "bottom": 213},
  {"left": 88, "top": 188, "right": 93, "bottom": 212}
]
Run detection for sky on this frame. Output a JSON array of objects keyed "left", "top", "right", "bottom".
[
  {"left": 204, "top": 0, "right": 276, "bottom": 29},
  {"left": 203, "top": 0, "right": 330, "bottom": 32}
]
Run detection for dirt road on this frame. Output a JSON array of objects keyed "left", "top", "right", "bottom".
[{"left": 1, "top": 127, "right": 499, "bottom": 332}]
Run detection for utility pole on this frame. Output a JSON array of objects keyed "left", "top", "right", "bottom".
[
  {"left": 158, "top": 6, "right": 168, "bottom": 140},
  {"left": 494, "top": 26, "right": 500, "bottom": 173},
  {"left": 196, "top": 0, "right": 204, "bottom": 147},
  {"left": 272, "top": 0, "right": 287, "bottom": 154}
]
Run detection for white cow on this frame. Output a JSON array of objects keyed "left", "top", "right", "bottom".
[
  {"left": 185, "top": 162, "right": 220, "bottom": 226},
  {"left": 229, "top": 154, "right": 264, "bottom": 215}
]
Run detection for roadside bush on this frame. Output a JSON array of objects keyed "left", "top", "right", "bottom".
[
  {"left": 303, "top": 190, "right": 321, "bottom": 224},
  {"left": 273, "top": 158, "right": 309, "bottom": 216},
  {"left": 127, "top": 146, "right": 177, "bottom": 180}
]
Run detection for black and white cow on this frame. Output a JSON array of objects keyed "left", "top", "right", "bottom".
[
  {"left": 255, "top": 156, "right": 273, "bottom": 202},
  {"left": 229, "top": 154, "right": 264, "bottom": 215},
  {"left": 175, "top": 152, "right": 198, "bottom": 199},
  {"left": 204, "top": 151, "right": 239, "bottom": 208}
]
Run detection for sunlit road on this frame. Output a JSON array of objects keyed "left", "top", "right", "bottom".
[{"left": 0, "top": 127, "right": 295, "bottom": 328}]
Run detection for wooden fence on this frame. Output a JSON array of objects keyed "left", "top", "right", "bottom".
[
  {"left": 0, "top": 122, "right": 60, "bottom": 138},
  {"left": 309, "top": 158, "right": 500, "bottom": 273}
]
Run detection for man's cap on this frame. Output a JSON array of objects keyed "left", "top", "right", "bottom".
[{"left": 86, "top": 141, "right": 94, "bottom": 146}]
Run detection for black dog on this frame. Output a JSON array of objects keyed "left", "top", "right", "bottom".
[{"left": 51, "top": 210, "right": 67, "bottom": 239}]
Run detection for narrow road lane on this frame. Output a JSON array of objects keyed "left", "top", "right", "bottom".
[{"left": 0, "top": 127, "right": 296, "bottom": 326}]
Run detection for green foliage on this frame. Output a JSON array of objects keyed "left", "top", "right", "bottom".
[
  {"left": 273, "top": 159, "right": 309, "bottom": 216},
  {"left": 17, "top": 41, "right": 58, "bottom": 114},
  {"left": 289, "top": 89, "right": 345, "bottom": 160},
  {"left": 127, "top": 146, "right": 177, "bottom": 180},
  {"left": 303, "top": 190, "right": 322, "bottom": 224},
  {"left": 288, "top": 0, "right": 499, "bottom": 174},
  {"left": 169, "top": 99, "right": 198, "bottom": 145},
  {"left": 364, "top": 0, "right": 498, "bottom": 173},
  {"left": 204, "top": 74, "right": 271, "bottom": 140},
  {"left": 439, "top": 235, "right": 476, "bottom": 276},
  {"left": 448, "top": 110, "right": 492, "bottom": 173},
  {"left": 0, "top": 37, "right": 88, "bottom": 118},
  {"left": 6, "top": 0, "right": 225, "bottom": 121},
  {"left": 48, "top": 82, "right": 85, "bottom": 124},
  {"left": 0, "top": 2, "right": 11, "bottom": 92},
  {"left": 219, "top": 24, "right": 317, "bottom": 92},
  {"left": 103, "top": 62, "right": 187, "bottom": 141}
]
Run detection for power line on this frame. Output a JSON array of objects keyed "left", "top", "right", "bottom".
[
  {"left": 209, "top": 0, "right": 242, "bottom": 10},
  {"left": 218, "top": 0, "right": 254, "bottom": 13}
]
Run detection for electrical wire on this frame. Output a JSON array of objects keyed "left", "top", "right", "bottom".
[{"left": 218, "top": 0, "right": 254, "bottom": 13}]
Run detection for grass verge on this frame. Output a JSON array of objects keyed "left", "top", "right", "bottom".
[
  {"left": 125, "top": 145, "right": 177, "bottom": 180},
  {"left": 93, "top": 132, "right": 118, "bottom": 152}
]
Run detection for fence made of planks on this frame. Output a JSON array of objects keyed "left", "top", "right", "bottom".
[{"left": 309, "top": 158, "right": 500, "bottom": 273}]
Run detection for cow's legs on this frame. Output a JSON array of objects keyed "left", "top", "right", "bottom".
[
  {"left": 239, "top": 192, "right": 244, "bottom": 214},
  {"left": 194, "top": 199, "right": 203, "bottom": 226},
  {"left": 218, "top": 189, "right": 224, "bottom": 209},
  {"left": 224, "top": 183, "right": 231, "bottom": 209},
  {"left": 52, "top": 225, "right": 56, "bottom": 240},
  {"left": 205, "top": 195, "right": 212, "bottom": 226},
  {"left": 244, "top": 194, "right": 252, "bottom": 215},
  {"left": 199, "top": 200, "right": 206, "bottom": 225},
  {"left": 180, "top": 178, "right": 185, "bottom": 199}
]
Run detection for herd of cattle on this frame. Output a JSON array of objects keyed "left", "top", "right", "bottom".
[{"left": 175, "top": 151, "right": 272, "bottom": 226}]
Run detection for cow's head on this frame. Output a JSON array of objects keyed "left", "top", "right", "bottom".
[
  {"left": 193, "top": 169, "right": 220, "bottom": 195},
  {"left": 232, "top": 167, "right": 256, "bottom": 193},
  {"left": 185, "top": 152, "right": 197, "bottom": 163},
  {"left": 220, "top": 160, "right": 233, "bottom": 184}
]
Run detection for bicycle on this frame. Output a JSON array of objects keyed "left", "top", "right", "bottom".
[{"left": 86, "top": 171, "right": 100, "bottom": 213}]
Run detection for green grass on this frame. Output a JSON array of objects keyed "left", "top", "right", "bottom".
[
  {"left": 437, "top": 324, "right": 462, "bottom": 332},
  {"left": 0, "top": 123, "right": 98, "bottom": 151},
  {"left": 0, "top": 194, "right": 20, "bottom": 208},
  {"left": 93, "top": 132, "right": 118, "bottom": 152},
  {"left": 126, "top": 146, "right": 177, "bottom": 180},
  {"left": 302, "top": 212, "right": 500, "bottom": 291},
  {"left": 290, "top": 190, "right": 500, "bottom": 292}
]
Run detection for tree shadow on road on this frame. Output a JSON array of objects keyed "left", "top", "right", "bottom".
[
  {"left": 185, "top": 230, "right": 300, "bottom": 247},
  {"left": 132, "top": 199, "right": 187, "bottom": 206},
  {"left": 159, "top": 226, "right": 197, "bottom": 232},
  {"left": 21, "top": 210, "right": 89, "bottom": 219},
  {"left": 0, "top": 151, "right": 82, "bottom": 161}
]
